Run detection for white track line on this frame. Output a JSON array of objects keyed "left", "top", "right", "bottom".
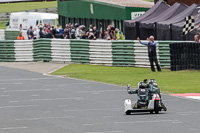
[
  {"left": 44, "top": 82, "right": 90, "bottom": 86},
  {"left": 0, "top": 82, "right": 22, "bottom": 85},
  {"left": 0, "top": 127, "right": 28, "bottom": 130},
  {"left": 30, "top": 97, "right": 83, "bottom": 101},
  {"left": 9, "top": 101, "right": 19, "bottom": 103},
  {"left": 58, "top": 105, "right": 68, "bottom": 107},
  {"left": 115, "top": 120, "right": 181, "bottom": 124},
  {"left": 15, "top": 116, "right": 75, "bottom": 121},
  {"left": 31, "top": 95, "right": 39, "bottom": 97},
  {"left": 82, "top": 123, "right": 101, "bottom": 126},
  {"left": 0, "top": 95, "right": 9, "bottom": 97},
  {"left": 65, "top": 108, "right": 122, "bottom": 112},
  {"left": 0, "top": 105, "right": 39, "bottom": 109},
  {"left": 4, "top": 89, "right": 51, "bottom": 93},
  {"left": 0, "top": 77, "right": 56, "bottom": 82},
  {"left": 85, "top": 131, "right": 124, "bottom": 133},
  {"left": 78, "top": 90, "right": 124, "bottom": 93}
]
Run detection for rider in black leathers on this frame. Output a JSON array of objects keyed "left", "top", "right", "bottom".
[{"left": 127, "top": 79, "right": 167, "bottom": 111}]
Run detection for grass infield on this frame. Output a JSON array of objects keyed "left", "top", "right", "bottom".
[
  {"left": 0, "top": 1, "right": 57, "bottom": 13},
  {"left": 51, "top": 64, "right": 200, "bottom": 94},
  {"left": 0, "top": 22, "right": 6, "bottom": 29}
]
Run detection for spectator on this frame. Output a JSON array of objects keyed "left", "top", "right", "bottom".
[
  {"left": 47, "top": 23, "right": 51, "bottom": 28},
  {"left": 88, "top": 24, "right": 93, "bottom": 31},
  {"left": 59, "top": 26, "right": 63, "bottom": 34},
  {"left": 46, "top": 27, "right": 50, "bottom": 33},
  {"left": 36, "top": 26, "right": 40, "bottom": 39},
  {"left": 81, "top": 25, "right": 87, "bottom": 39},
  {"left": 52, "top": 26, "right": 57, "bottom": 38},
  {"left": 104, "top": 31, "right": 111, "bottom": 40},
  {"left": 75, "top": 23, "right": 79, "bottom": 29},
  {"left": 27, "top": 26, "right": 34, "bottom": 40},
  {"left": 110, "top": 26, "right": 116, "bottom": 40},
  {"left": 76, "top": 25, "right": 83, "bottom": 39},
  {"left": 17, "top": 31, "right": 25, "bottom": 40},
  {"left": 43, "top": 27, "right": 47, "bottom": 36},
  {"left": 39, "top": 27, "right": 45, "bottom": 38},
  {"left": 115, "top": 28, "right": 125, "bottom": 40},
  {"left": 87, "top": 29, "right": 95, "bottom": 40},
  {"left": 194, "top": 35, "right": 200, "bottom": 43},
  {"left": 71, "top": 29, "right": 76, "bottom": 39},
  {"left": 46, "top": 30, "right": 53, "bottom": 38},
  {"left": 93, "top": 26, "right": 99, "bottom": 39},
  {"left": 137, "top": 36, "right": 161, "bottom": 72}
]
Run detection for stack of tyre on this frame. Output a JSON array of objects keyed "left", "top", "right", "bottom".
[{"left": 170, "top": 42, "right": 200, "bottom": 71}]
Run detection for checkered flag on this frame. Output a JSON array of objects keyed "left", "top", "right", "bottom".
[{"left": 182, "top": 16, "right": 195, "bottom": 35}]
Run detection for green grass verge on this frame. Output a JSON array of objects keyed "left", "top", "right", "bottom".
[
  {"left": 0, "top": 22, "right": 6, "bottom": 29},
  {"left": 0, "top": 1, "right": 57, "bottom": 13},
  {"left": 51, "top": 64, "right": 200, "bottom": 94}
]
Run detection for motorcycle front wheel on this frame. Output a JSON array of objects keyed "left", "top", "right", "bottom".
[{"left": 154, "top": 100, "right": 159, "bottom": 114}]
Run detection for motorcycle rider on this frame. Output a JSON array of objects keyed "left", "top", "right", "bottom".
[
  {"left": 147, "top": 79, "right": 167, "bottom": 111},
  {"left": 127, "top": 79, "right": 167, "bottom": 111},
  {"left": 127, "top": 81, "right": 149, "bottom": 108}
]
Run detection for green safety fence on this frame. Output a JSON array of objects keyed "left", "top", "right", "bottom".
[
  {"left": 112, "top": 40, "right": 135, "bottom": 67},
  {"left": 0, "top": 40, "right": 15, "bottom": 62},
  {"left": 70, "top": 39, "right": 90, "bottom": 64}
]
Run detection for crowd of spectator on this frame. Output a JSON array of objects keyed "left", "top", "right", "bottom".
[{"left": 18, "top": 23, "right": 125, "bottom": 40}]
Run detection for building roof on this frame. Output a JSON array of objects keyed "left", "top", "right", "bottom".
[{"left": 94, "top": 0, "right": 154, "bottom": 8}]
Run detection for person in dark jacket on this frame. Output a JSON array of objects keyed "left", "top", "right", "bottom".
[
  {"left": 46, "top": 30, "right": 53, "bottom": 38},
  {"left": 52, "top": 26, "right": 57, "bottom": 38},
  {"left": 137, "top": 36, "right": 161, "bottom": 72},
  {"left": 27, "top": 26, "right": 34, "bottom": 40},
  {"left": 39, "top": 28, "right": 45, "bottom": 38}
]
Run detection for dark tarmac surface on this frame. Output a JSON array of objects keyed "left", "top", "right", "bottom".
[{"left": 0, "top": 66, "right": 199, "bottom": 133}]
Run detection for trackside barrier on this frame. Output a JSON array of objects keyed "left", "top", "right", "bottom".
[
  {"left": 70, "top": 39, "right": 90, "bottom": 64},
  {"left": 51, "top": 39, "right": 71, "bottom": 62},
  {"left": 14, "top": 40, "right": 33, "bottom": 61},
  {"left": 33, "top": 39, "right": 51, "bottom": 62},
  {"left": 5, "top": 30, "right": 19, "bottom": 40},
  {"left": 158, "top": 41, "right": 171, "bottom": 69},
  {"left": 112, "top": 40, "right": 135, "bottom": 67},
  {"left": 0, "top": 40, "right": 15, "bottom": 62},
  {"left": 170, "top": 42, "right": 200, "bottom": 71},
  {"left": 0, "top": 29, "right": 5, "bottom": 40},
  {"left": 89, "top": 40, "right": 112, "bottom": 66},
  {"left": 0, "top": 39, "right": 193, "bottom": 70}
]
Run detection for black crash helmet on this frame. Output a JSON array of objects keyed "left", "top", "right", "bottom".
[
  {"left": 138, "top": 82, "right": 147, "bottom": 89},
  {"left": 148, "top": 79, "right": 156, "bottom": 84}
]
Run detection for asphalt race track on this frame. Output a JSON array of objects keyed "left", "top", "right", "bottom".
[{"left": 0, "top": 66, "right": 199, "bottom": 133}]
